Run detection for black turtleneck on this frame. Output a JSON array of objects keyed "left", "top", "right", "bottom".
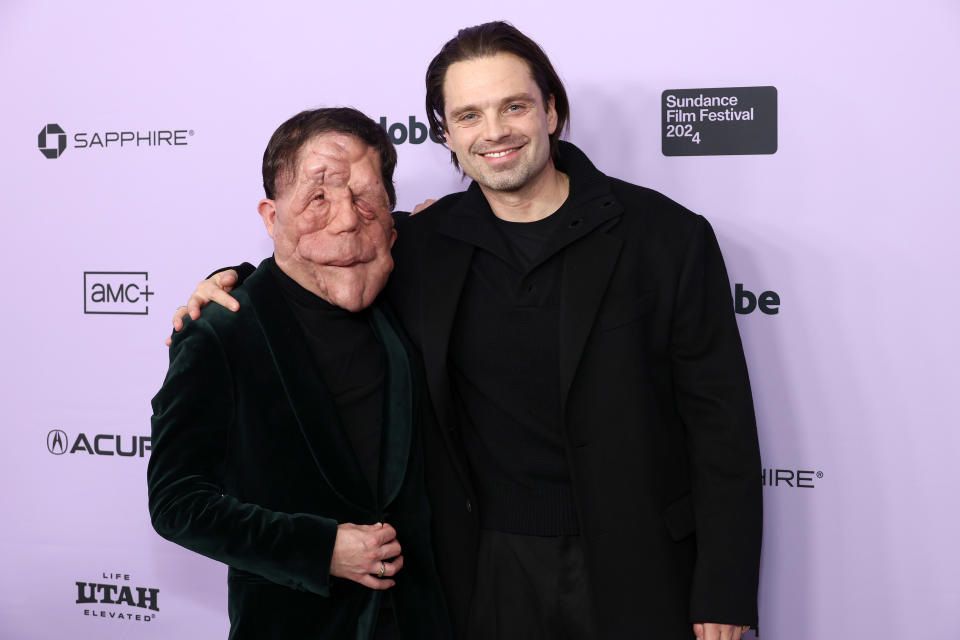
[
  {"left": 448, "top": 174, "right": 591, "bottom": 536},
  {"left": 266, "top": 257, "right": 385, "bottom": 495}
]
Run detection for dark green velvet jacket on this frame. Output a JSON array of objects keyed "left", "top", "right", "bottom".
[{"left": 148, "top": 260, "right": 450, "bottom": 640}]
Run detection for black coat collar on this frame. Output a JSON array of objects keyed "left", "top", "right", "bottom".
[{"left": 434, "top": 141, "right": 624, "bottom": 249}]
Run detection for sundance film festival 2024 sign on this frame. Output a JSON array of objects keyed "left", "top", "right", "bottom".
[{"left": 661, "top": 86, "right": 777, "bottom": 156}]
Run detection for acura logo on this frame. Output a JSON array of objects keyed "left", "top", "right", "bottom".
[{"left": 47, "top": 429, "right": 68, "bottom": 455}]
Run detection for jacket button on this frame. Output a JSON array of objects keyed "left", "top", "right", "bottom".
[{"left": 466, "top": 499, "right": 473, "bottom": 513}]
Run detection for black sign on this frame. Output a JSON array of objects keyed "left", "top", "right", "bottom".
[{"left": 662, "top": 86, "right": 777, "bottom": 156}]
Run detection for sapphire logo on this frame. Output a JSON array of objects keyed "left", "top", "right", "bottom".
[
  {"left": 762, "top": 468, "right": 823, "bottom": 488},
  {"left": 37, "top": 121, "right": 194, "bottom": 158},
  {"left": 84, "top": 271, "right": 154, "bottom": 315},
  {"left": 47, "top": 429, "right": 68, "bottom": 455},
  {"left": 38, "top": 123, "right": 67, "bottom": 159}
]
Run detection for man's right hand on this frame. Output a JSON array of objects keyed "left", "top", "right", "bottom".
[
  {"left": 411, "top": 198, "right": 437, "bottom": 215},
  {"left": 330, "top": 522, "right": 404, "bottom": 590},
  {"left": 166, "top": 269, "right": 241, "bottom": 346}
]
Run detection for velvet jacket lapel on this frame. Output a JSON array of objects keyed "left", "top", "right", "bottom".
[
  {"left": 243, "top": 264, "right": 374, "bottom": 512},
  {"left": 369, "top": 305, "right": 413, "bottom": 508}
]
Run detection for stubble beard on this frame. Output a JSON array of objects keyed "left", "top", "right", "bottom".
[
  {"left": 473, "top": 163, "right": 535, "bottom": 192},
  {"left": 463, "top": 140, "right": 550, "bottom": 194}
]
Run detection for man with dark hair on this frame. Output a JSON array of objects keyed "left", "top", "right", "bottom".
[
  {"left": 176, "top": 21, "right": 761, "bottom": 640},
  {"left": 423, "top": 21, "right": 570, "bottom": 170},
  {"left": 150, "top": 107, "right": 449, "bottom": 639},
  {"left": 395, "top": 23, "right": 761, "bottom": 640}
]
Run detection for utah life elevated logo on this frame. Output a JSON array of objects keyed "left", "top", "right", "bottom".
[
  {"left": 84, "top": 271, "right": 153, "bottom": 315},
  {"left": 76, "top": 572, "right": 158, "bottom": 623}
]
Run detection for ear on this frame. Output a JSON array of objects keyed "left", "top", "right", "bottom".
[
  {"left": 257, "top": 199, "right": 277, "bottom": 239},
  {"left": 546, "top": 94, "right": 558, "bottom": 135},
  {"left": 387, "top": 227, "right": 397, "bottom": 251}
]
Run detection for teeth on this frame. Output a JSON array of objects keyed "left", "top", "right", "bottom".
[{"left": 482, "top": 149, "right": 515, "bottom": 158}]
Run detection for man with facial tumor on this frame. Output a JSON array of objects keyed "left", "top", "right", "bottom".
[
  {"left": 174, "top": 21, "right": 762, "bottom": 640},
  {"left": 148, "top": 108, "right": 449, "bottom": 640}
]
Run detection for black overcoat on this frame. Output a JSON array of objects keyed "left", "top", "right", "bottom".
[
  {"left": 149, "top": 261, "right": 450, "bottom": 640},
  {"left": 386, "top": 142, "right": 762, "bottom": 639}
]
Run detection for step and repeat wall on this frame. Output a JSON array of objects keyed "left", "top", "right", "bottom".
[{"left": 1, "top": 2, "right": 957, "bottom": 638}]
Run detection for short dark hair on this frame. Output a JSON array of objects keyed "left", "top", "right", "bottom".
[
  {"left": 262, "top": 107, "right": 397, "bottom": 209},
  {"left": 425, "top": 21, "right": 570, "bottom": 170}
]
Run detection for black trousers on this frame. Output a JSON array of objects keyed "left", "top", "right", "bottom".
[{"left": 466, "top": 530, "right": 598, "bottom": 640}]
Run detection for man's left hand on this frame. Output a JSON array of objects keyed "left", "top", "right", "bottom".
[{"left": 693, "top": 622, "right": 751, "bottom": 640}]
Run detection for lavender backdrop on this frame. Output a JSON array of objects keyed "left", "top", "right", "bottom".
[{"left": 2, "top": 1, "right": 957, "bottom": 637}]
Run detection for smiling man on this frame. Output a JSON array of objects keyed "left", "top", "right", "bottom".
[
  {"left": 385, "top": 23, "right": 763, "bottom": 640},
  {"left": 149, "top": 108, "right": 449, "bottom": 639},
  {"left": 174, "top": 22, "right": 761, "bottom": 640}
]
